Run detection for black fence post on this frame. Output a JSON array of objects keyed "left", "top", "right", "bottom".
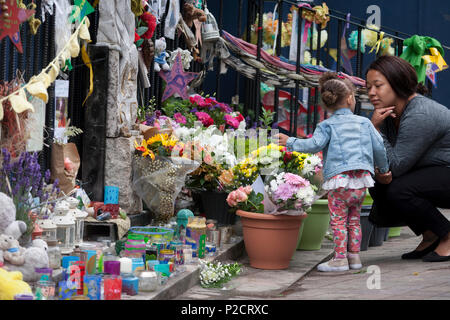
[
  {"left": 82, "top": 45, "right": 109, "bottom": 202},
  {"left": 292, "top": 6, "right": 303, "bottom": 136}
]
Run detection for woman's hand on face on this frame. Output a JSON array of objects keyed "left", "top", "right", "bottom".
[
  {"left": 371, "top": 106, "right": 396, "bottom": 130},
  {"left": 375, "top": 168, "right": 392, "bottom": 184},
  {"left": 273, "top": 133, "right": 290, "bottom": 147}
]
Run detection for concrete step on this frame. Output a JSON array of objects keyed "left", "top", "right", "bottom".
[
  {"left": 176, "top": 239, "right": 335, "bottom": 300},
  {"left": 122, "top": 237, "right": 245, "bottom": 300}
]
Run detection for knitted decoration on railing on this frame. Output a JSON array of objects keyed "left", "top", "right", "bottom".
[
  {"left": 302, "top": 3, "right": 330, "bottom": 29},
  {"left": 221, "top": 30, "right": 369, "bottom": 102}
]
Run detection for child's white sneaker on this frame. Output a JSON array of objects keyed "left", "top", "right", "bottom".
[
  {"left": 317, "top": 258, "right": 349, "bottom": 272},
  {"left": 347, "top": 253, "right": 362, "bottom": 270}
]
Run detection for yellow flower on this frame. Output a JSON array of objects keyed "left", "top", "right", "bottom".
[
  {"left": 143, "top": 149, "right": 155, "bottom": 160},
  {"left": 147, "top": 133, "right": 167, "bottom": 145}
]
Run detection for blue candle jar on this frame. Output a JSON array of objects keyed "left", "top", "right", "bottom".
[
  {"left": 121, "top": 273, "right": 139, "bottom": 296},
  {"left": 83, "top": 274, "right": 102, "bottom": 300}
]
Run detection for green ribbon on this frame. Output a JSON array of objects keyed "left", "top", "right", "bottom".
[{"left": 400, "top": 35, "right": 444, "bottom": 84}]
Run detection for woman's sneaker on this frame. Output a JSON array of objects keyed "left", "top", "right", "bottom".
[
  {"left": 317, "top": 258, "right": 349, "bottom": 272},
  {"left": 347, "top": 253, "right": 362, "bottom": 270}
]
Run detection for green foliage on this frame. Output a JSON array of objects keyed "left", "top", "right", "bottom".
[
  {"left": 228, "top": 190, "right": 264, "bottom": 214},
  {"left": 136, "top": 26, "right": 148, "bottom": 36},
  {"left": 137, "top": 97, "right": 157, "bottom": 122},
  {"left": 259, "top": 107, "right": 275, "bottom": 129},
  {"left": 53, "top": 125, "right": 83, "bottom": 144}
]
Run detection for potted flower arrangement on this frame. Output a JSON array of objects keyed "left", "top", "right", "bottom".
[
  {"left": 277, "top": 151, "right": 330, "bottom": 251},
  {"left": 182, "top": 141, "right": 236, "bottom": 225},
  {"left": 224, "top": 146, "right": 323, "bottom": 270}
]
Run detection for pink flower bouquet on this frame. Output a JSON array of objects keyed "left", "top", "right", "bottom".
[
  {"left": 264, "top": 172, "right": 317, "bottom": 214},
  {"left": 226, "top": 186, "right": 264, "bottom": 213}
]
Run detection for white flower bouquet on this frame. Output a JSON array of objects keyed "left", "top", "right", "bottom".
[{"left": 199, "top": 260, "right": 242, "bottom": 289}]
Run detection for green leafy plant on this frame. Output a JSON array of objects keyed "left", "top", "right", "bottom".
[
  {"left": 137, "top": 97, "right": 157, "bottom": 122},
  {"left": 53, "top": 122, "right": 83, "bottom": 144},
  {"left": 259, "top": 107, "right": 275, "bottom": 129}
]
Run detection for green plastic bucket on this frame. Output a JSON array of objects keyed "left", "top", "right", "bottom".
[
  {"left": 297, "top": 199, "right": 331, "bottom": 250},
  {"left": 388, "top": 226, "right": 402, "bottom": 238}
]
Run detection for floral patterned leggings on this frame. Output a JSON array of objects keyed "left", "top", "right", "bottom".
[{"left": 328, "top": 188, "right": 366, "bottom": 259}]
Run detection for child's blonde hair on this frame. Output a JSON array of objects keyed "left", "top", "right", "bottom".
[{"left": 319, "top": 72, "right": 356, "bottom": 109}]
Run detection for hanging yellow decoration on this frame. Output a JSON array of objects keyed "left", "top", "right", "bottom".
[
  {"left": 422, "top": 47, "right": 448, "bottom": 71},
  {"left": 26, "top": 78, "right": 49, "bottom": 103},
  {"left": 301, "top": 2, "right": 330, "bottom": 29},
  {"left": 0, "top": 17, "right": 91, "bottom": 121},
  {"left": 369, "top": 31, "right": 385, "bottom": 54},
  {"left": 312, "top": 3, "right": 330, "bottom": 29},
  {"left": 8, "top": 90, "right": 34, "bottom": 114},
  {"left": 81, "top": 44, "right": 93, "bottom": 106}
]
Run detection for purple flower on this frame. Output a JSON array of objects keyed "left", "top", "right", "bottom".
[
  {"left": 284, "top": 173, "right": 308, "bottom": 186},
  {"left": 155, "top": 110, "right": 162, "bottom": 118},
  {"left": 273, "top": 183, "right": 296, "bottom": 201},
  {"left": 45, "top": 169, "right": 51, "bottom": 183},
  {"left": 190, "top": 108, "right": 198, "bottom": 113}
]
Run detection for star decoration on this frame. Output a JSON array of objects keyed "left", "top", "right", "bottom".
[
  {"left": 159, "top": 52, "right": 199, "bottom": 102},
  {"left": 70, "top": 0, "right": 94, "bottom": 23},
  {"left": 0, "top": 0, "right": 34, "bottom": 53}
]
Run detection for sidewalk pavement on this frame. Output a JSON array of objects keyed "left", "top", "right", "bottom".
[{"left": 175, "top": 209, "right": 450, "bottom": 300}]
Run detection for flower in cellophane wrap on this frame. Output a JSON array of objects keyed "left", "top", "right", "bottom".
[
  {"left": 281, "top": 150, "right": 325, "bottom": 197},
  {"left": 132, "top": 135, "right": 199, "bottom": 222},
  {"left": 249, "top": 143, "right": 285, "bottom": 176},
  {"left": 263, "top": 172, "right": 317, "bottom": 216}
]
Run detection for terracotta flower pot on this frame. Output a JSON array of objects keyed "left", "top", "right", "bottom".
[{"left": 236, "top": 210, "right": 308, "bottom": 270}]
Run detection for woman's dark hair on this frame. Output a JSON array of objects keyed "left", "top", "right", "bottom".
[
  {"left": 365, "top": 55, "right": 428, "bottom": 98},
  {"left": 319, "top": 72, "right": 355, "bottom": 109}
]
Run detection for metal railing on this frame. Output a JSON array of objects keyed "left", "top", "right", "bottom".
[
  {"left": 137, "top": 0, "right": 438, "bottom": 138},
  {"left": 1, "top": 0, "right": 440, "bottom": 174},
  {"left": 0, "top": 0, "right": 99, "bottom": 177}
]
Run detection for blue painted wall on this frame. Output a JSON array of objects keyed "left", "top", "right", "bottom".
[{"left": 206, "top": 0, "right": 450, "bottom": 107}]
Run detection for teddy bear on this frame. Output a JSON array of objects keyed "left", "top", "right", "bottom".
[
  {"left": 154, "top": 37, "right": 171, "bottom": 72},
  {"left": 0, "top": 234, "right": 25, "bottom": 265},
  {"left": 2, "top": 239, "right": 49, "bottom": 282},
  {"left": 0, "top": 193, "right": 49, "bottom": 282},
  {"left": 0, "top": 268, "right": 32, "bottom": 300},
  {"left": 0, "top": 192, "right": 27, "bottom": 242},
  {"left": 182, "top": 2, "right": 207, "bottom": 28}
]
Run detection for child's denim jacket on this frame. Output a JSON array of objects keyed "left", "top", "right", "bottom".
[{"left": 286, "top": 108, "right": 389, "bottom": 181}]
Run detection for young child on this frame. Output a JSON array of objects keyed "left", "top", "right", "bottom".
[{"left": 276, "top": 72, "right": 391, "bottom": 272}]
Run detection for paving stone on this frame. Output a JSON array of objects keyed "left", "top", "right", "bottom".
[{"left": 171, "top": 209, "right": 450, "bottom": 300}]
